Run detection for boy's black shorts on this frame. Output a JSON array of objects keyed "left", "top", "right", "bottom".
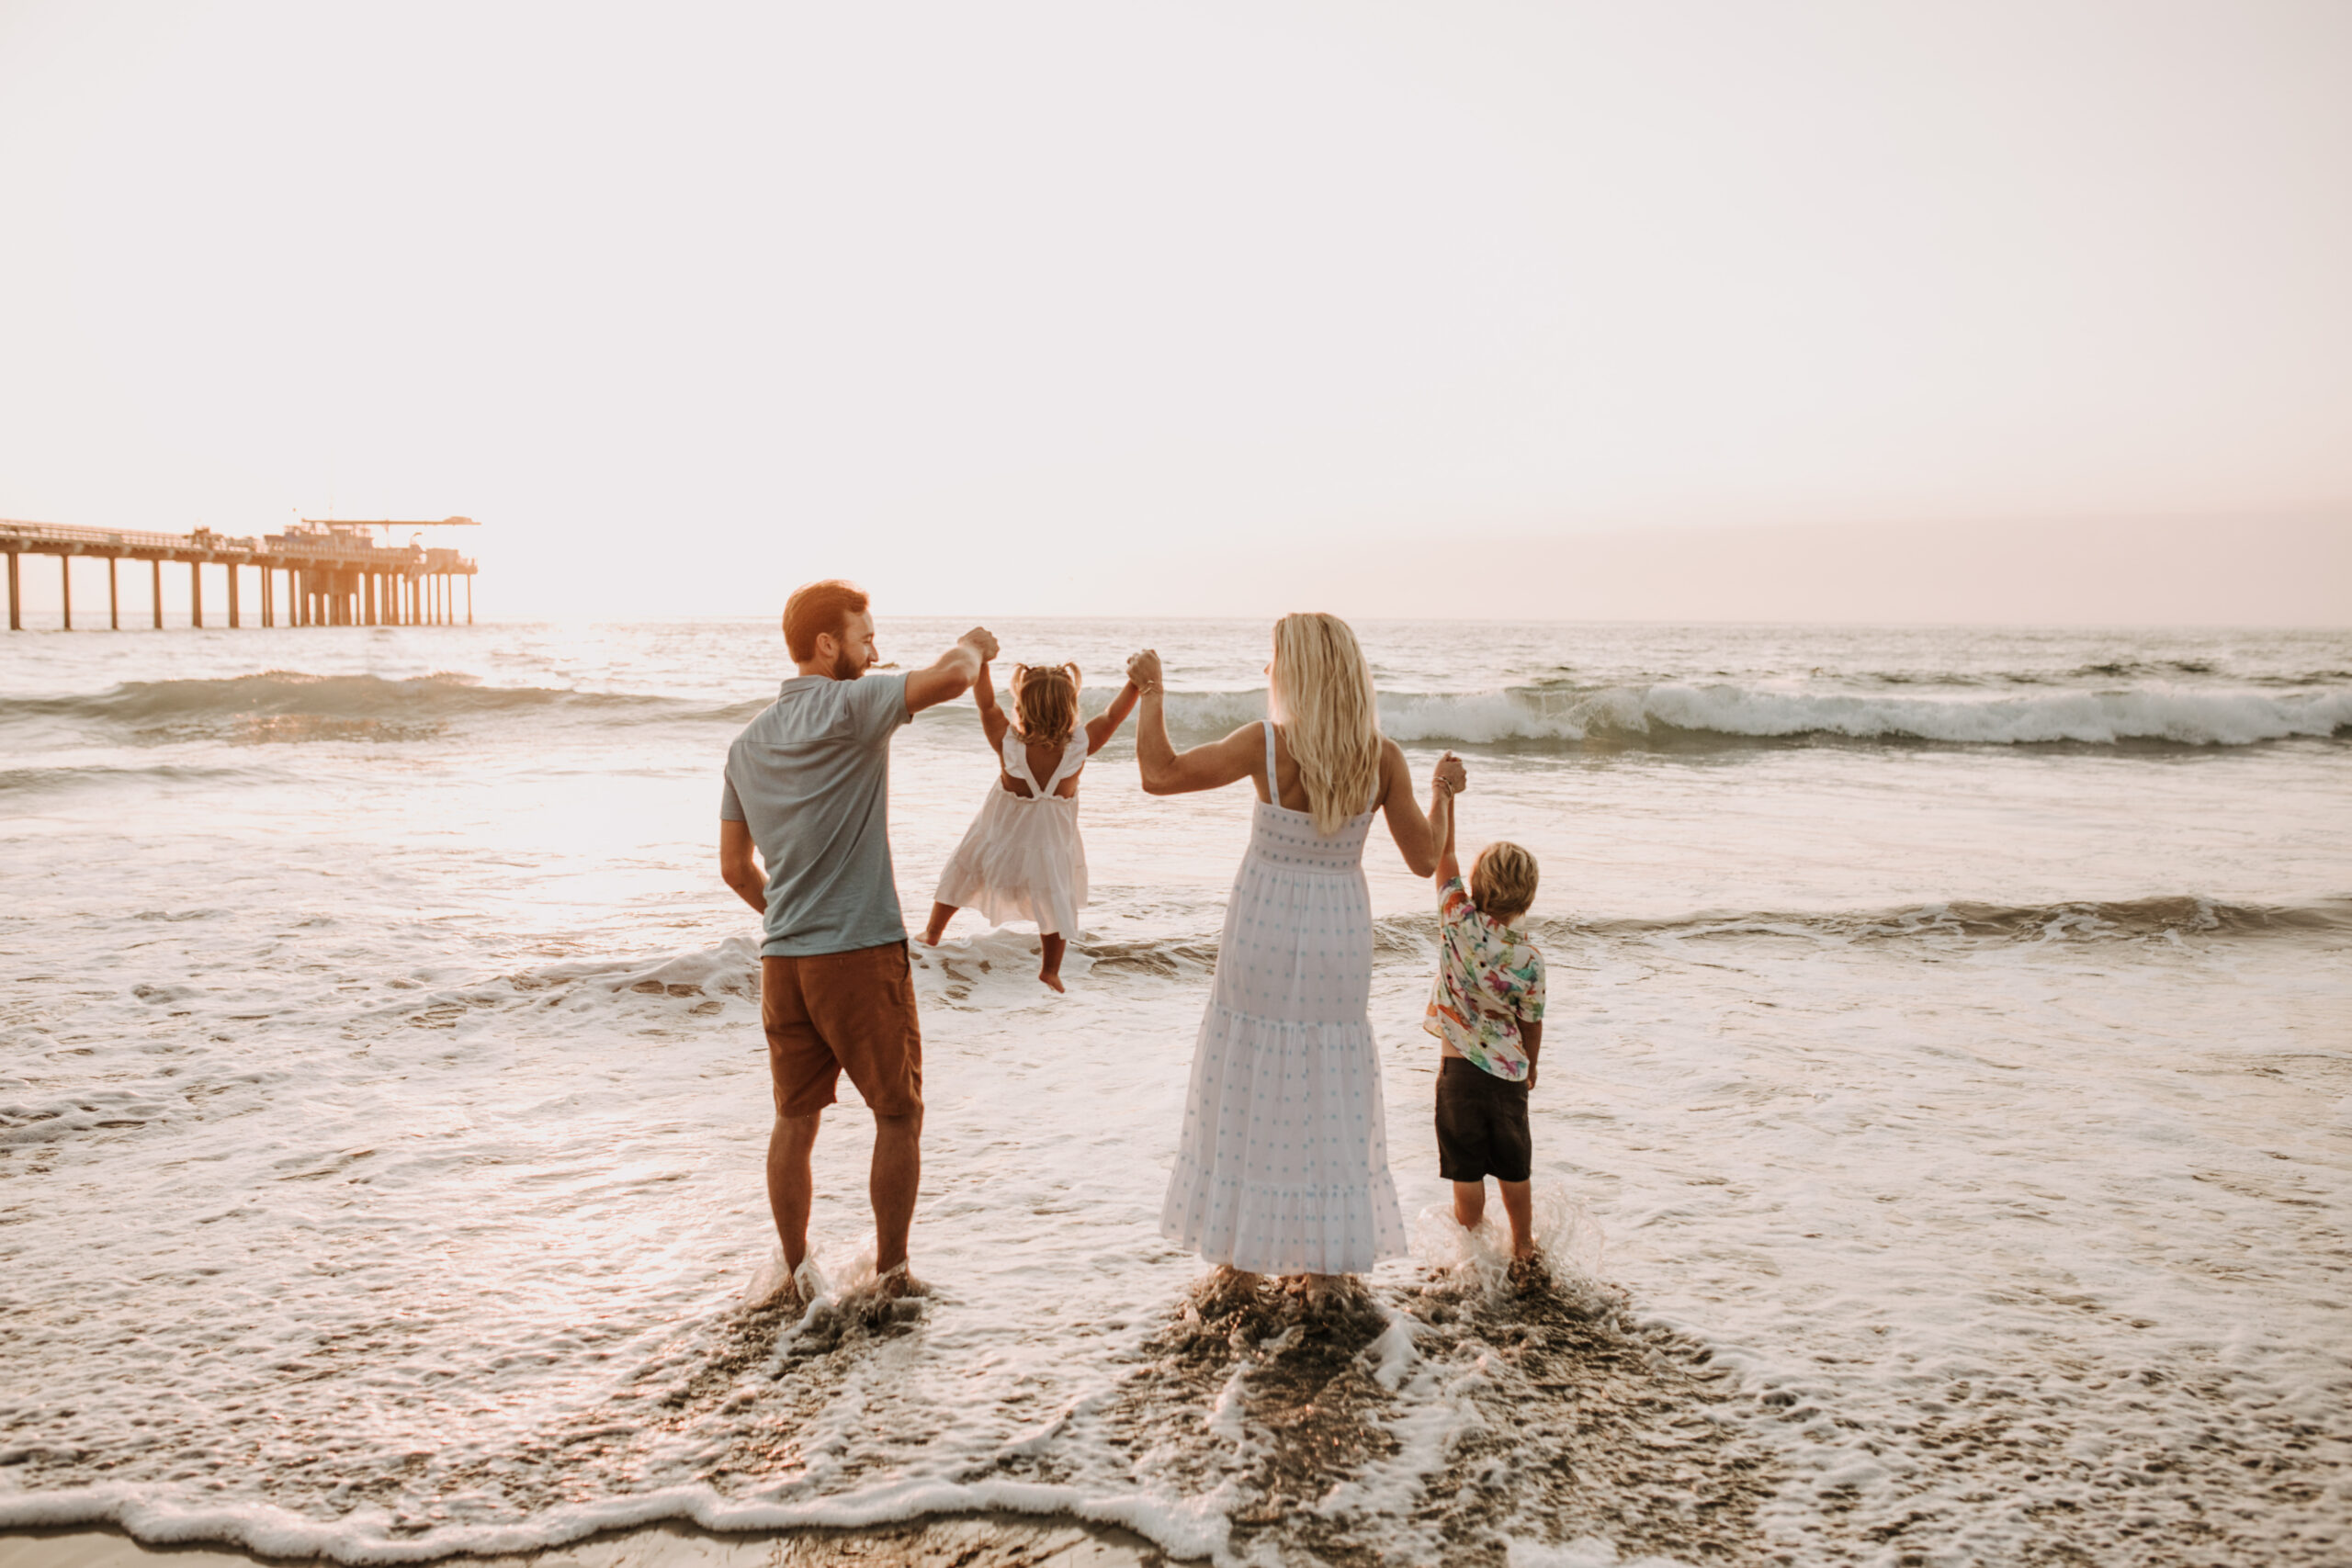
[{"left": 1435, "top": 1055, "right": 1532, "bottom": 1183}]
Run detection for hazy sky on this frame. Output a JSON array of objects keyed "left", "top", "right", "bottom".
[{"left": 2, "top": 1, "right": 2347, "bottom": 620}]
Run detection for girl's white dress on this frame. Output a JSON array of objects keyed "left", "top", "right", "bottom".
[
  {"left": 1159, "top": 721, "right": 1408, "bottom": 1275},
  {"left": 932, "top": 729, "right": 1090, "bottom": 937}
]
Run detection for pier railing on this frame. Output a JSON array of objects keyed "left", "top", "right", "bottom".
[{"left": 4, "top": 517, "right": 478, "bottom": 631}]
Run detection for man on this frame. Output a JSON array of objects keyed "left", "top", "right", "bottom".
[{"left": 719, "top": 579, "right": 996, "bottom": 1303}]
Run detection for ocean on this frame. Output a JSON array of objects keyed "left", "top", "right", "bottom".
[{"left": 2, "top": 617, "right": 2347, "bottom": 1566}]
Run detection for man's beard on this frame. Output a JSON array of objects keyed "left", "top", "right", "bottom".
[{"left": 830, "top": 647, "right": 864, "bottom": 681}]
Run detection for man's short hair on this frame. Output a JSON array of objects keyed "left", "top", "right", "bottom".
[
  {"left": 1471, "top": 840, "right": 1539, "bottom": 923},
  {"left": 783, "top": 580, "right": 870, "bottom": 662}
]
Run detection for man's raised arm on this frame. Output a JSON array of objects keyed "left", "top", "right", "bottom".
[{"left": 906, "top": 626, "right": 1001, "bottom": 714}]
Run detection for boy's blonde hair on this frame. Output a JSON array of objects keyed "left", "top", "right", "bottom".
[
  {"left": 1269, "top": 612, "right": 1383, "bottom": 838},
  {"left": 1012, "top": 663, "right": 1080, "bottom": 746},
  {"left": 1472, "top": 841, "right": 1539, "bottom": 924}
]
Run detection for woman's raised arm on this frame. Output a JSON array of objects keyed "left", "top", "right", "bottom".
[
  {"left": 1129, "top": 649, "right": 1261, "bottom": 796},
  {"left": 1378, "top": 742, "right": 1464, "bottom": 877}
]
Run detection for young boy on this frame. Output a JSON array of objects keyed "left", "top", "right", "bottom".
[{"left": 1423, "top": 774, "right": 1546, "bottom": 1269}]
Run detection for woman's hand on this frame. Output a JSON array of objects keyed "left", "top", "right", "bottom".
[
  {"left": 1434, "top": 751, "right": 1467, "bottom": 795},
  {"left": 1126, "top": 649, "right": 1163, "bottom": 692}
]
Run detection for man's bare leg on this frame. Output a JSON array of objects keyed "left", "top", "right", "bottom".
[
  {"left": 1453, "top": 1179, "right": 1487, "bottom": 1232},
  {"left": 767, "top": 1111, "right": 823, "bottom": 1273},
  {"left": 1498, "top": 1179, "right": 1536, "bottom": 1261},
  {"left": 920, "top": 902, "right": 956, "bottom": 945},
  {"left": 870, "top": 1108, "right": 925, "bottom": 1295},
  {"left": 1038, "top": 933, "right": 1067, "bottom": 992}
]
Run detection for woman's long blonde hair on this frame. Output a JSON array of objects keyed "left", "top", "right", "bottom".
[{"left": 1268, "top": 613, "right": 1383, "bottom": 837}]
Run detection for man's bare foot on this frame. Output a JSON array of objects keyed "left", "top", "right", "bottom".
[
  {"left": 747, "top": 1275, "right": 802, "bottom": 1314},
  {"left": 745, "top": 1254, "right": 819, "bottom": 1314},
  {"left": 1039, "top": 967, "right": 1066, "bottom": 993},
  {"left": 874, "top": 1260, "right": 930, "bottom": 1300},
  {"left": 1507, "top": 1251, "right": 1550, "bottom": 1293}
]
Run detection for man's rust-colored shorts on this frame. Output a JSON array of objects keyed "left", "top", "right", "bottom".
[{"left": 761, "top": 941, "right": 924, "bottom": 1120}]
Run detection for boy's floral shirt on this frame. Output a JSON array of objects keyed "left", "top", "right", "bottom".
[{"left": 1422, "top": 875, "right": 1545, "bottom": 1081}]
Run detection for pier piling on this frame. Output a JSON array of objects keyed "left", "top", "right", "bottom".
[
  {"left": 61, "top": 556, "right": 72, "bottom": 630},
  {"left": 109, "top": 558, "right": 119, "bottom": 630}
]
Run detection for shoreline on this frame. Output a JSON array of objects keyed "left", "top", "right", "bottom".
[{"left": 0, "top": 1518, "right": 1167, "bottom": 1568}]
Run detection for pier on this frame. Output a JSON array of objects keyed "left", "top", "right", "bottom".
[{"left": 1, "top": 518, "right": 479, "bottom": 631}]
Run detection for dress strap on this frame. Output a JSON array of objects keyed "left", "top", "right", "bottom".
[
  {"left": 1262, "top": 720, "right": 1279, "bottom": 801},
  {"left": 1001, "top": 728, "right": 1040, "bottom": 791},
  {"left": 1040, "top": 734, "right": 1088, "bottom": 793}
]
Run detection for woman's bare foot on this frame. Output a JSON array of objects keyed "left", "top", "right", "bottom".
[
  {"left": 1039, "top": 933, "right": 1067, "bottom": 991},
  {"left": 1038, "top": 965, "right": 1066, "bottom": 993},
  {"left": 1199, "top": 1264, "right": 1263, "bottom": 1314}
]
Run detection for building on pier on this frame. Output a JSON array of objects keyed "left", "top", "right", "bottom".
[{"left": 0, "top": 517, "right": 480, "bottom": 630}]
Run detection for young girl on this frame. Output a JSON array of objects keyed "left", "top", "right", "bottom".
[{"left": 922, "top": 661, "right": 1141, "bottom": 990}]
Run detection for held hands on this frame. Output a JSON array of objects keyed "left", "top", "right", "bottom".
[
  {"left": 962, "top": 626, "right": 1001, "bottom": 662},
  {"left": 1433, "top": 750, "right": 1467, "bottom": 796},
  {"left": 1125, "top": 649, "right": 1163, "bottom": 692}
]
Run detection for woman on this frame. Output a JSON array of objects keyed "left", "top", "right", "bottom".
[{"left": 1129, "top": 614, "right": 1464, "bottom": 1306}]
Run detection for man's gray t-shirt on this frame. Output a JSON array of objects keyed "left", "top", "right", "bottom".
[{"left": 720, "top": 672, "right": 912, "bottom": 958}]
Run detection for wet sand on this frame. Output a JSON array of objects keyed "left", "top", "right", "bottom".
[{"left": 0, "top": 1519, "right": 1161, "bottom": 1568}]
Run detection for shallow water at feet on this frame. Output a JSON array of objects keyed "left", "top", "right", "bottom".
[{"left": 2, "top": 620, "right": 2347, "bottom": 1565}]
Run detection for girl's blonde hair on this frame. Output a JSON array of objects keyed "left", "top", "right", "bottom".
[
  {"left": 1268, "top": 613, "right": 1383, "bottom": 837},
  {"left": 1012, "top": 663, "right": 1081, "bottom": 746}
]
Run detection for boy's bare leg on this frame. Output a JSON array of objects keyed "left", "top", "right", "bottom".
[
  {"left": 920, "top": 902, "right": 956, "bottom": 944},
  {"left": 1038, "top": 933, "right": 1067, "bottom": 992},
  {"left": 767, "top": 1111, "right": 823, "bottom": 1272},
  {"left": 1498, "top": 1179, "right": 1535, "bottom": 1260},
  {"left": 1453, "top": 1179, "right": 1487, "bottom": 1231},
  {"left": 870, "top": 1108, "right": 926, "bottom": 1295}
]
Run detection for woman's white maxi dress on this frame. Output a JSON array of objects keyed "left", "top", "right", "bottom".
[
  {"left": 932, "top": 730, "right": 1090, "bottom": 937},
  {"left": 1159, "top": 721, "right": 1408, "bottom": 1274}
]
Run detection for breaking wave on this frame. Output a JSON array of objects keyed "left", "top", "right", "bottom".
[
  {"left": 10, "top": 671, "right": 2348, "bottom": 751},
  {"left": 1158, "top": 682, "right": 2352, "bottom": 749},
  {"left": 1074, "top": 895, "right": 2352, "bottom": 977},
  {"left": 0, "top": 672, "right": 766, "bottom": 728}
]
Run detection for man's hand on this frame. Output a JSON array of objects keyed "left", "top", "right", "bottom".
[
  {"left": 909, "top": 626, "right": 998, "bottom": 714},
  {"left": 1126, "top": 649, "right": 1162, "bottom": 690}
]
